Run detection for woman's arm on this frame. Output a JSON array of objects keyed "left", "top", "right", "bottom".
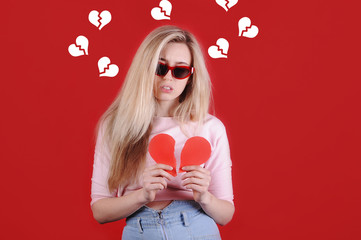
[
  {"left": 181, "top": 165, "right": 235, "bottom": 226},
  {"left": 91, "top": 188, "right": 146, "bottom": 224},
  {"left": 197, "top": 191, "right": 235, "bottom": 226},
  {"left": 92, "top": 164, "right": 173, "bottom": 224}
]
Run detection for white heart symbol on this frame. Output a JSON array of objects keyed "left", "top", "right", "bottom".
[
  {"left": 151, "top": 0, "right": 172, "bottom": 20},
  {"left": 215, "top": 0, "right": 238, "bottom": 12},
  {"left": 68, "top": 36, "right": 89, "bottom": 57},
  {"left": 238, "top": 17, "right": 259, "bottom": 38},
  {"left": 98, "top": 57, "right": 119, "bottom": 77},
  {"left": 88, "top": 10, "right": 112, "bottom": 30},
  {"left": 208, "top": 38, "right": 229, "bottom": 59}
]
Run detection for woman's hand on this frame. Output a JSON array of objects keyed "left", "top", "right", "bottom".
[
  {"left": 141, "top": 164, "right": 174, "bottom": 203},
  {"left": 181, "top": 165, "right": 212, "bottom": 204}
]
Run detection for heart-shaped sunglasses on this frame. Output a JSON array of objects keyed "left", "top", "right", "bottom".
[{"left": 155, "top": 62, "right": 194, "bottom": 80}]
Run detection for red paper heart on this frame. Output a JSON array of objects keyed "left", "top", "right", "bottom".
[
  {"left": 179, "top": 137, "right": 211, "bottom": 173},
  {"left": 148, "top": 134, "right": 177, "bottom": 176}
]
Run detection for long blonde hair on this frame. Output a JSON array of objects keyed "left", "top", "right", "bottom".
[{"left": 95, "top": 25, "right": 212, "bottom": 192}]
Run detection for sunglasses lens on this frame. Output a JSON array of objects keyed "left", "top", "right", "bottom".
[
  {"left": 156, "top": 63, "right": 192, "bottom": 79},
  {"left": 173, "top": 67, "right": 191, "bottom": 79},
  {"left": 156, "top": 63, "right": 168, "bottom": 76}
]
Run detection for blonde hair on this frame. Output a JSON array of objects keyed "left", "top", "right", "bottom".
[{"left": 95, "top": 25, "right": 212, "bottom": 192}]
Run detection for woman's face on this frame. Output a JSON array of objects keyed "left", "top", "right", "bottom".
[{"left": 154, "top": 42, "right": 192, "bottom": 105}]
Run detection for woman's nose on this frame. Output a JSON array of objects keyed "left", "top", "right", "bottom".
[{"left": 163, "top": 69, "right": 173, "bottom": 81}]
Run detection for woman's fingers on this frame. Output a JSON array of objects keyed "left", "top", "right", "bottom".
[
  {"left": 151, "top": 169, "right": 173, "bottom": 181},
  {"left": 147, "top": 163, "right": 173, "bottom": 171},
  {"left": 141, "top": 164, "right": 174, "bottom": 202},
  {"left": 144, "top": 165, "right": 212, "bottom": 191},
  {"left": 181, "top": 166, "right": 210, "bottom": 180},
  {"left": 144, "top": 164, "right": 174, "bottom": 180},
  {"left": 182, "top": 165, "right": 209, "bottom": 173},
  {"left": 145, "top": 177, "right": 168, "bottom": 188},
  {"left": 182, "top": 176, "right": 209, "bottom": 187},
  {"left": 181, "top": 171, "right": 210, "bottom": 180},
  {"left": 146, "top": 183, "right": 165, "bottom": 191},
  {"left": 143, "top": 167, "right": 170, "bottom": 192},
  {"left": 181, "top": 166, "right": 211, "bottom": 194},
  {"left": 183, "top": 183, "right": 204, "bottom": 192}
]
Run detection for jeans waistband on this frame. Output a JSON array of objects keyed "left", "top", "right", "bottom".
[{"left": 126, "top": 200, "right": 202, "bottom": 228}]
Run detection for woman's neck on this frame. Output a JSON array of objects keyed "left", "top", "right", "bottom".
[{"left": 156, "top": 99, "right": 179, "bottom": 117}]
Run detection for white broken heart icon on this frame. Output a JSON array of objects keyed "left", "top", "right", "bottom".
[
  {"left": 208, "top": 38, "right": 229, "bottom": 59},
  {"left": 215, "top": 0, "right": 238, "bottom": 12},
  {"left": 88, "top": 10, "right": 112, "bottom": 30},
  {"left": 238, "top": 17, "right": 259, "bottom": 38},
  {"left": 151, "top": 0, "right": 172, "bottom": 20},
  {"left": 98, "top": 57, "right": 119, "bottom": 77},
  {"left": 68, "top": 36, "right": 89, "bottom": 57}
]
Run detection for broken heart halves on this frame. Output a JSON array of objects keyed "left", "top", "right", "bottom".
[
  {"left": 208, "top": 17, "right": 258, "bottom": 59},
  {"left": 148, "top": 134, "right": 211, "bottom": 177},
  {"left": 151, "top": 0, "right": 172, "bottom": 20}
]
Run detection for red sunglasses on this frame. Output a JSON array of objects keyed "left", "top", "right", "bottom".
[{"left": 155, "top": 62, "right": 194, "bottom": 80}]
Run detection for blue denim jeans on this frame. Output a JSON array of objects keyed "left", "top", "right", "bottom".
[{"left": 122, "top": 200, "right": 221, "bottom": 240}]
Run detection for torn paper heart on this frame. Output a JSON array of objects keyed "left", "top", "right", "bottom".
[
  {"left": 98, "top": 57, "right": 119, "bottom": 77},
  {"left": 68, "top": 35, "right": 89, "bottom": 57},
  {"left": 88, "top": 10, "right": 112, "bottom": 30},
  {"left": 238, "top": 17, "right": 259, "bottom": 38},
  {"left": 151, "top": 0, "right": 172, "bottom": 20},
  {"left": 179, "top": 137, "right": 211, "bottom": 173},
  {"left": 215, "top": 0, "right": 238, "bottom": 12},
  {"left": 148, "top": 134, "right": 212, "bottom": 176},
  {"left": 148, "top": 134, "right": 177, "bottom": 176},
  {"left": 208, "top": 38, "right": 229, "bottom": 59}
]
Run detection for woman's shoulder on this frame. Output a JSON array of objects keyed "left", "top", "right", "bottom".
[
  {"left": 204, "top": 113, "right": 226, "bottom": 130},
  {"left": 200, "top": 114, "right": 228, "bottom": 139}
]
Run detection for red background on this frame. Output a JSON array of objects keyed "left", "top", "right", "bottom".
[{"left": 1, "top": 0, "right": 360, "bottom": 239}]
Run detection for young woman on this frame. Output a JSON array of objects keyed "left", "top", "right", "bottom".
[{"left": 90, "top": 25, "right": 234, "bottom": 239}]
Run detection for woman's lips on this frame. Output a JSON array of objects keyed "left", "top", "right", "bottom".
[{"left": 160, "top": 85, "right": 173, "bottom": 93}]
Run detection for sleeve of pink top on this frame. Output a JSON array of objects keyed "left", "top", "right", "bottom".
[
  {"left": 204, "top": 121, "right": 234, "bottom": 205},
  {"left": 90, "top": 123, "right": 117, "bottom": 206}
]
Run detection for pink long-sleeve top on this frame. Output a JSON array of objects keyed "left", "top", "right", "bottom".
[{"left": 90, "top": 114, "right": 234, "bottom": 206}]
